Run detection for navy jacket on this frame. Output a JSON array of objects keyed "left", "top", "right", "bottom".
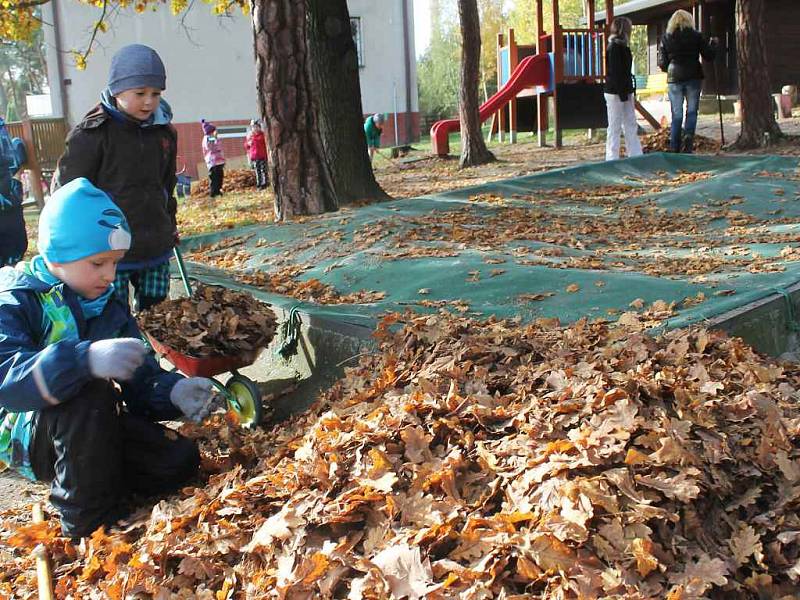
[{"left": 0, "top": 266, "right": 182, "bottom": 419}]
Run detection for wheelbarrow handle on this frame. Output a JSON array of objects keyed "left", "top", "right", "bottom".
[{"left": 173, "top": 247, "right": 193, "bottom": 297}]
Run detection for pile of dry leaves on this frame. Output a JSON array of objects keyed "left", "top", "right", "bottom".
[
  {"left": 3, "top": 311, "right": 800, "bottom": 598},
  {"left": 642, "top": 129, "right": 721, "bottom": 154},
  {"left": 237, "top": 268, "right": 386, "bottom": 306},
  {"left": 137, "top": 284, "right": 277, "bottom": 358},
  {"left": 192, "top": 169, "right": 258, "bottom": 198}
]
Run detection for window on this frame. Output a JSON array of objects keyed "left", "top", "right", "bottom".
[
  {"left": 351, "top": 17, "right": 364, "bottom": 67},
  {"left": 216, "top": 125, "right": 248, "bottom": 140}
]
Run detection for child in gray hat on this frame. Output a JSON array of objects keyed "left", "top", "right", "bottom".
[{"left": 54, "top": 44, "right": 179, "bottom": 312}]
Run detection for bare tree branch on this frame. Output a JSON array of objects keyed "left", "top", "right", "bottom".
[
  {"left": 179, "top": 0, "right": 203, "bottom": 48},
  {"left": 78, "top": 0, "right": 108, "bottom": 65}
]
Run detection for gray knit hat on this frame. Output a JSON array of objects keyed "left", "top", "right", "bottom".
[{"left": 108, "top": 44, "right": 166, "bottom": 95}]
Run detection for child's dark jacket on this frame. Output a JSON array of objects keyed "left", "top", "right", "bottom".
[{"left": 54, "top": 98, "right": 178, "bottom": 264}]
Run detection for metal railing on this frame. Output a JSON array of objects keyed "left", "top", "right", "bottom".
[{"left": 562, "top": 29, "right": 606, "bottom": 80}]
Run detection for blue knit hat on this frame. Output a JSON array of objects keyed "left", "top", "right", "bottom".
[
  {"left": 108, "top": 44, "right": 166, "bottom": 95},
  {"left": 38, "top": 178, "right": 131, "bottom": 264}
]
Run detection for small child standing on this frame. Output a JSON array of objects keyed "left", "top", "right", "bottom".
[
  {"left": 0, "top": 178, "right": 215, "bottom": 538},
  {"left": 0, "top": 117, "right": 27, "bottom": 267},
  {"left": 364, "top": 113, "right": 385, "bottom": 162},
  {"left": 55, "top": 44, "right": 179, "bottom": 312},
  {"left": 201, "top": 119, "right": 225, "bottom": 198},
  {"left": 244, "top": 119, "right": 269, "bottom": 190}
]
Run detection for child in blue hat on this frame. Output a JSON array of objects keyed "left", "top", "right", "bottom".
[
  {"left": 54, "top": 44, "right": 179, "bottom": 312},
  {"left": 0, "top": 178, "right": 216, "bottom": 539}
]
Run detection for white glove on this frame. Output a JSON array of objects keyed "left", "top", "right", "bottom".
[
  {"left": 87, "top": 338, "right": 147, "bottom": 381},
  {"left": 170, "top": 377, "right": 216, "bottom": 422}
]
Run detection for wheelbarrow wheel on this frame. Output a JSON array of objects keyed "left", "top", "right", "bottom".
[{"left": 225, "top": 374, "right": 263, "bottom": 428}]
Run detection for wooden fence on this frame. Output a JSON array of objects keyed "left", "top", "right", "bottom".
[{"left": 6, "top": 117, "right": 68, "bottom": 173}]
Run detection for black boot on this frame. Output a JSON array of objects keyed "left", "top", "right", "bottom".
[{"left": 681, "top": 135, "right": 694, "bottom": 154}]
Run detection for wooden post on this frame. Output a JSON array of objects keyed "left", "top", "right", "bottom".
[
  {"left": 535, "top": 0, "right": 547, "bottom": 147},
  {"left": 698, "top": 0, "right": 708, "bottom": 33},
  {"left": 498, "top": 102, "right": 506, "bottom": 143},
  {"left": 21, "top": 119, "right": 45, "bottom": 209},
  {"left": 535, "top": 0, "right": 544, "bottom": 44},
  {"left": 551, "top": 0, "right": 563, "bottom": 148},
  {"left": 495, "top": 31, "right": 504, "bottom": 143},
  {"left": 32, "top": 504, "right": 54, "bottom": 600},
  {"left": 509, "top": 28, "right": 518, "bottom": 143},
  {"left": 604, "top": 0, "right": 614, "bottom": 82}
]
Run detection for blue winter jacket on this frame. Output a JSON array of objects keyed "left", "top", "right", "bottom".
[{"left": 0, "top": 266, "right": 183, "bottom": 474}]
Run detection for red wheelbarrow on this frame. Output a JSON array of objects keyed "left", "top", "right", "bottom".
[{"left": 145, "top": 248, "right": 266, "bottom": 427}]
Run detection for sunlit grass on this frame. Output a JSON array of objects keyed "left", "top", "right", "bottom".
[{"left": 177, "top": 189, "right": 275, "bottom": 237}]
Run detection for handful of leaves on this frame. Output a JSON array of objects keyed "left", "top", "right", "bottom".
[{"left": 137, "top": 284, "right": 277, "bottom": 358}]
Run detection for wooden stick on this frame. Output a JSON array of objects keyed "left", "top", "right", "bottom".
[{"left": 32, "top": 503, "right": 55, "bottom": 600}]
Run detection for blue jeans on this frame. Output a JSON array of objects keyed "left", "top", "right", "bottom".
[{"left": 667, "top": 80, "right": 702, "bottom": 152}]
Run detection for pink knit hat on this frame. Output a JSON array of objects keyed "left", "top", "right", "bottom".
[{"left": 201, "top": 119, "right": 216, "bottom": 135}]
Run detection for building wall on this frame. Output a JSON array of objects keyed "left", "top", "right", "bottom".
[
  {"left": 765, "top": 0, "right": 800, "bottom": 93},
  {"left": 349, "top": 0, "right": 419, "bottom": 120},
  {"left": 43, "top": 0, "right": 419, "bottom": 177},
  {"left": 640, "top": 0, "right": 798, "bottom": 96}
]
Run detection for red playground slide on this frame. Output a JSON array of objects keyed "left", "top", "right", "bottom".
[{"left": 431, "top": 53, "right": 552, "bottom": 157}]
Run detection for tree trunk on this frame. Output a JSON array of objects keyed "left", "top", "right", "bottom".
[
  {"left": 457, "top": 0, "right": 495, "bottom": 168},
  {"left": 5, "top": 67, "right": 29, "bottom": 121},
  {"left": 306, "top": 0, "right": 389, "bottom": 204},
  {"left": 251, "top": 0, "right": 337, "bottom": 220},
  {"left": 733, "top": 0, "right": 781, "bottom": 149},
  {"left": 0, "top": 78, "right": 8, "bottom": 119}
]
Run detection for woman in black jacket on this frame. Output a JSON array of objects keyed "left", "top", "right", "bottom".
[
  {"left": 658, "top": 10, "right": 717, "bottom": 153},
  {"left": 604, "top": 16, "right": 642, "bottom": 161}
]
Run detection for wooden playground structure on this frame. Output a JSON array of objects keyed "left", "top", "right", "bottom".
[{"left": 432, "top": 0, "right": 660, "bottom": 156}]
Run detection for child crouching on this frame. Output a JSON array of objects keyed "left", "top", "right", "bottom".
[{"left": 0, "top": 178, "right": 216, "bottom": 538}]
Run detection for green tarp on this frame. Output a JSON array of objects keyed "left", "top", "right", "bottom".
[{"left": 181, "top": 153, "right": 800, "bottom": 334}]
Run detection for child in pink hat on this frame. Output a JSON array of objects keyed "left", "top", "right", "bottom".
[{"left": 201, "top": 119, "right": 225, "bottom": 197}]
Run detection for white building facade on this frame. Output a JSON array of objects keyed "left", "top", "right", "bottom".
[{"left": 43, "top": 0, "right": 419, "bottom": 177}]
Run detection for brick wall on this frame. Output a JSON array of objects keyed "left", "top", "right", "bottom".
[
  {"left": 372, "top": 111, "right": 421, "bottom": 148},
  {"left": 176, "top": 112, "right": 420, "bottom": 180},
  {"left": 174, "top": 120, "right": 251, "bottom": 180}
]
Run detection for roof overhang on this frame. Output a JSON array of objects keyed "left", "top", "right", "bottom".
[{"left": 593, "top": 0, "right": 695, "bottom": 25}]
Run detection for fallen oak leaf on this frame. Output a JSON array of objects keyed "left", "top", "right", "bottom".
[
  {"left": 371, "top": 543, "right": 436, "bottom": 600},
  {"left": 729, "top": 524, "right": 764, "bottom": 567}
]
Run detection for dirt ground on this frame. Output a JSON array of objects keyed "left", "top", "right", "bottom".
[
  {"left": 373, "top": 138, "right": 606, "bottom": 200},
  {"left": 4, "top": 113, "right": 800, "bottom": 514},
  {"left": 0, "top": 470, "right": 47, "bottom": 513}
]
